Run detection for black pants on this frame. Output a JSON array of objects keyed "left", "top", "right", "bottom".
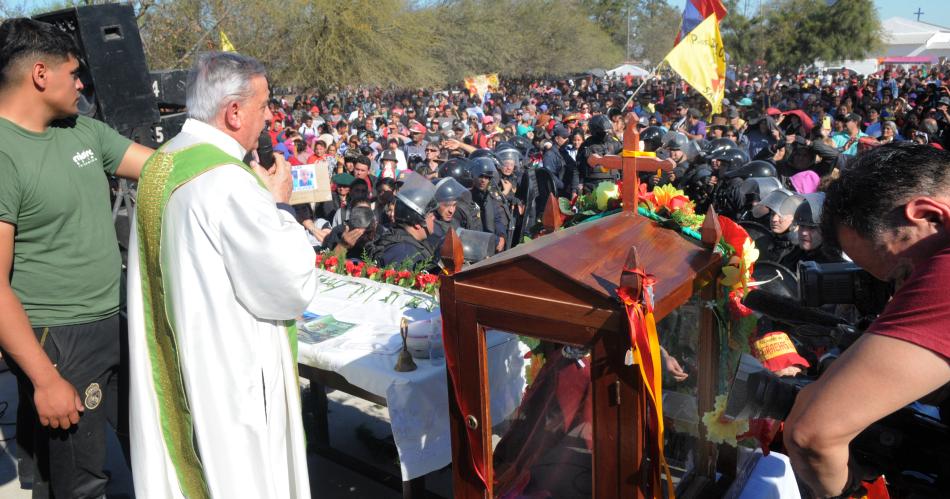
[{"left": 5, "top": 315, "right": 123, "bottom": 499}]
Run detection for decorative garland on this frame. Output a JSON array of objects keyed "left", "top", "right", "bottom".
[{"left": 314, "top": 251, "right": 440, "bottom": 300}]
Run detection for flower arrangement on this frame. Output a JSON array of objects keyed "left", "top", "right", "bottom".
[
  {"left": 314, "top": 251, "right": 440, "bottom": 298},
  {"left": 564, "top": 180, "right": 705, "bottom": 232},
  {"left": 717, "top": 215, "right": 760, "bottom": 321}
]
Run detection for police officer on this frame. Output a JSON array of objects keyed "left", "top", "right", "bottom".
[
  {"left": 432, "top": 177, "right": 479, "bottom": 238},
  {"left": 750, "top": 188, "right": 805, "bottom": 262},
  {"left": 470, "top": 158, "right": 511, "bottom": 252},
  {"left": 371, "top": 171, "right": 441, "bottom": 270},
  {"left": 654, "top": 131, "right": 689, "bottom": 186},
  {"left": 714, "top": 159, "right": 776, "bottom": 220},
  {"left": 542, "top": 125, "right": 571, "bottom": 196},
  {"left": 437, "top": 158, "right": 481, "bottom": 230},
  {"left": 579, "top": 114, "right": 623, "bottom": 192}
]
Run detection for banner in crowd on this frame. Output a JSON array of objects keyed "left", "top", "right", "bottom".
[
  {"left": 664, "top": 14, "right": 726, "bottom": 114},
  {"left": 464, "top": 73, "right": 499, "bottom": 101},
  {"left": 220, "top": 30, "right": 236, "bottom": 52},
  {"left": 674, "top": 0, "right": 727, "bottom": 45}
]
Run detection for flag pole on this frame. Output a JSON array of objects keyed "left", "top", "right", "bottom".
[{"left": 622, "top": 60, "right": 666, "bottom": 112}]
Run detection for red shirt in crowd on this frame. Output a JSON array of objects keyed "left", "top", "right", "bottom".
[{"left": 866, "top": 243, "right": 950, "bottom": 359}]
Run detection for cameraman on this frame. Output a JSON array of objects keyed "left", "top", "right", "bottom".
[{"left": 784, "top": 143, "right": 950, "bottom": 497}]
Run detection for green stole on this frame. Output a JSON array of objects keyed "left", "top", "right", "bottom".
[{"left": 136, "top": 143, "right": 298, "bottom": 498}]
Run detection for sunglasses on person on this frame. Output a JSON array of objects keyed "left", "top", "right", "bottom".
[{"left": 426, "top": 148, "right": 440, "bottom": 152}]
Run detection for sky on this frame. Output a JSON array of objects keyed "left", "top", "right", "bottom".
[{"left": 12, "top": 0, "right": 950, "bottom": 30}]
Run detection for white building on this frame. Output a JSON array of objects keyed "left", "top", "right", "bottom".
[{"left": 880, "top": 16, "right": 950, "bottom": 59}]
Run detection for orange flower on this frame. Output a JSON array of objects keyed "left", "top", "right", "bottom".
[{"left": 651, "top": 184, "right": 693, "bottom": 215}]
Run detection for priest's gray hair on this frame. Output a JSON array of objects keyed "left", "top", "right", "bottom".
[{"left": 186, "top": 51, "right": 266, "bottom": 124}]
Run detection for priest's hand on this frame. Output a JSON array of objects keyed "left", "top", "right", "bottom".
[
  {"left": 252, "top": 154, "right": 293, "bottom": 204},
  {"left": 34, "top": 374, "right": 83, "bottom": 430}
]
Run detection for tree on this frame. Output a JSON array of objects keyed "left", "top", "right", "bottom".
[
  {"left": 722, "top": 0, "right": 882, "bottom": 71},
  {"left": 581, "top": 0, "right": 680, "bottom": 65}
]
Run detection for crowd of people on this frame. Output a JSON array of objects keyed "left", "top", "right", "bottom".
[
  {"left": 274, "top": 61, "right": 950, "bottom": 275},
  {"left": 2, "top": 12, "right": 950, "bottom": 498}
]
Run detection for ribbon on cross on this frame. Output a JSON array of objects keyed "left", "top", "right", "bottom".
[{"left": 617, "top": 251, "right": 674, "bottom": 499}]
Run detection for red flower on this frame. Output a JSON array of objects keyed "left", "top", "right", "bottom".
[
  {"left": 397, "top": 270, "right": 413, "bottom": 286},
  {"left": 382, "top": 269, "right": 398, "bottom": 282},
  {"left": 315, "top": 253, "right": 324, "bottom": 267},
  {"left": 738, "top": 418, "right": 782, "bottom": 455},
  {"left": 414, "top": 273, "right": 439, "bottom": 290},
  {"left": 727, "top": 288, "right": 754, "bottom": 320},
  {"left": 323, "top": 256, "right": 339, "bottom": 270},
  {"left": 366, "top": 266, "right": 380, "bottom": 279},
  {"left": 345, "top": 260, "right": 365, "bottom": 277},
  {"left": 718, "top": 215, "right": 751, "bottom": 260}
]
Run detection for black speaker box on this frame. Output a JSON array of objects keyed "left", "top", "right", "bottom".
[
  {"left": 149, "top": 69, "right": 188, "bottom": 109},
  {"left": 34, "top": 4, "right": 159, "bottom": 135},
  {"left": 129, "top": 112, "right": 187, "bottom": 149}
]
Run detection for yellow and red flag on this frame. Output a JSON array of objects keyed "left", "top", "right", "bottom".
[{"left": 663, "top": 14, "right": 726, "bottom": 114}]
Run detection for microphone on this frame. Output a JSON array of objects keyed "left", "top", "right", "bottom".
[
  {"left": 244, "top": 130, "right": 275, "bottom": 169},
  {"left": 742, "top": 290, "right": 847, "bottom": 329}
]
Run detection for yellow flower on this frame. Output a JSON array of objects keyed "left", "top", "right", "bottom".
[
  {"left": 721, "top": 237, "right": 759, "bottom": 290},
  {"left": 594, "top": 181, "right": 619, "bottom": 211},
  {"left": 701, "top": 394, "right": 749, "bottom": 447},
  {"left": 720, "top": 264, "right": 743, "bottom": 288}
]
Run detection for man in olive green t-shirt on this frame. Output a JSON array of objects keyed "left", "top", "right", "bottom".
[{"left": 0, "top": 18, "right": 153, "bottom": 497}]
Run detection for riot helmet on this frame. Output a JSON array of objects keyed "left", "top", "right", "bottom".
[
  {"left": 434, "top": 177, "right": 468, "bottom": 203},
  {"left": 704, "top": 137, "right": 738, "bottom": 156},
  {"left": 470, "top": 157, "right": 500, "bottom": 182},
  {"left": 438, "top": 158, "right": 474, "bottom": 188},
  {"left": 709, "top": 148, "right": 750, "bottom": 172},
  {"left": 588, "top": 114, "right": 613, "bottom": 137},
  {"left": 661, "top": 131, "right": 689, "bottom": 151},
  {"left": 456, "top": 228, "right": 496, "bottom": 263},
  {"left": 739, "top": 177, "right": 783, "bottom": 203},
  {"left": 495, "top": 147, "right": 522, "bottom": 174},
  {"left": 641, "top": 126, "right": 665, "bottom": 152},
  {"left": 394, "top": 171, "right": 437, "bottom": 225},
  {"left": 752, "top": 188, "right": 804, "bottom": 219},
  {"left": 469, "top": 148, "right": 496, "bottom": 161},
  {"left": 793, "top": 192, "right": 825, "bottom": 227},
  {"left": 723, "top": 160, "right": 777, "bottom": 180}
]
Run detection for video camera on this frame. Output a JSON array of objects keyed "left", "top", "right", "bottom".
[
  {"left": 725, "top": 354, "right": 950, "bottom": 496},
  {"left": 798, "top": 261, "right": 893, "bottom": 316}
]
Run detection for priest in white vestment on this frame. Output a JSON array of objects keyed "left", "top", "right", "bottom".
[{"left": 126, "top": 52, "right": 317, "bottom": 498}]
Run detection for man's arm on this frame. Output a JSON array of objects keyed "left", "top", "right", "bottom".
[
  {"left": 0, "top": 222, "right": 83, "bottom": 430},
  {"left": 784, "top": 333, "right": 950, "bottom": 497},
  {"left": 114, "top": 142, "right": 155, "bottom": 180}
]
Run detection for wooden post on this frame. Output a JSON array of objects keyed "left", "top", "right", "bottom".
[
  {"left": 441, "top": 228, "right": 464, "bottom": 275},
  {"left": 541, "top": 194, "right": 562, "bottom": 234},
  {"left": 700, "top": 205, "right": 723, "bottom": 249}
]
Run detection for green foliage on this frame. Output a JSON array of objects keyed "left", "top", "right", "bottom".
[
  {"left": 137, "top": 0, "right": 623, "bottom": 89},
  {"left": 580, "top": 0, "right": 680, "bottom": 65},
  {"left": 722, "top": 0, "right": 882, "bottom": 70}
]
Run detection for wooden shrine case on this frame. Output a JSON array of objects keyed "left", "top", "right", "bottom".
[{"left": 439, "top": 116, "right": 735, "bottom": 498}]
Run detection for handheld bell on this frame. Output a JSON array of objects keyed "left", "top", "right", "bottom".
[{"left": 394, "top": 318, "right": 418, "bottom": 372}]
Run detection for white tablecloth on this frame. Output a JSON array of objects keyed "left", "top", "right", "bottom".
[{"left": 298, "top": 269, "right": 527, "bottom": 480}]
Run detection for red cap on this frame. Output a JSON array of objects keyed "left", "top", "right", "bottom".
[
  {"left": 409, "top": 122, "right": 426, "bottom": 134},
  {"left": 765, "top": 107, "right": 782, "bottom": 116},
  {"left": 751, "top": 332, "right": 810, "bottom": 372}
]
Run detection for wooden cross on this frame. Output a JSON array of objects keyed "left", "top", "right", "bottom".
[{"left": 587, "top": 112, "right": 674, "bottom": 213}]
